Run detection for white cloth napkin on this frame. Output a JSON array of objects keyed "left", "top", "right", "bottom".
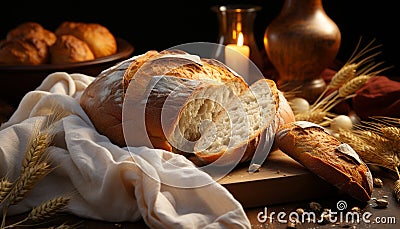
[{"left": 0, "top": 72, "right": 251, "bottom": 228}]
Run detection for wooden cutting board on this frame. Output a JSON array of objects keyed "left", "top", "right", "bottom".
[{"left": 218, "top": 149, "right": 339, "bottom": 208}]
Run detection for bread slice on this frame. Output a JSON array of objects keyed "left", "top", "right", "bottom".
[
  {"left": 275, "top": 121, "right": 373, "bottom": 202},
  {"left": 192, "top": 79, "right": 277, "bottom": 165}
]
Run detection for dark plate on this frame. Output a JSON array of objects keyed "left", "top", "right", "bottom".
[{"left": 0, "top": 38, "right": 134, "bottom": 107}]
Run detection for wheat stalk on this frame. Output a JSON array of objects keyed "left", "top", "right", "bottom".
[
  {"left": 338, "top": 75, "right": 371, "bottom": 98},
  {"left": 312, "top": 37, "right": 383, "bottom": 107},
  {"left": 345, "top": 37, "right": 382, "bottom": 66},
  {"left": 337, "top": 128, "right": 399, "bottom": 171},
  {"left": 311, "top": 74, "right": 373, "bottom": 114},
  {"left": 0, "top": 179, "right": 12, "bottom": 203},
  {"left": 381, "top": 126, "right": 400, "bottom": 141},
  {"left": 21, "top": 129, "right": 52, "bottom": 174},
  {"left": 6, "top": 162, "right": 52, "bottom": 206},
  {"left": 27, "top": 196, "right": 70, "bottom": 221},
  {"left": 1, "top": 162, "right": 52, "bottom": 229},
  {"left": 393, "top": 165, "right": 400, "bottom": 204},
  {"left": 307, "top": 37, "right": 393, "bottom": 125},
  {"left": 328, "top": 63, "right": 358, "bottom": 89},
  {"left": 294, "top": 109, "right": 328, "bottom": 124},
  {"left": 2, "top": 196, "right": 71, "bottom": 229},
  {"left": 371, "top": 116, "right": 400, "bottom": 125},
  {"left": 394, "top": 166, "right": 400, "bottom": 203},
  {"left": 1, "top": 108, "right": 75, "bottom": 228}
]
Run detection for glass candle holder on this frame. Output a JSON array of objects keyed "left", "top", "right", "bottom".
[{"left": 212, "top": 4, "right": 264, "bottom": 79}]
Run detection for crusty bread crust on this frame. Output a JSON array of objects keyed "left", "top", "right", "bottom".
[
  {"left": 80, "top": 51, "right": 160, "bottom": 146},
  {"left": 275, "top": 121, "right": 373, "bottom": 202}
]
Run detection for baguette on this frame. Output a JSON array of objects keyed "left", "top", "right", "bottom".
[{"left": 275, "top": 121, "right": 373, "bottom": 202}]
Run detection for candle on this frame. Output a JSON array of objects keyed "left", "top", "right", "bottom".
[{"left": 225, "top": 32, "right": 250, "bottom": 80}]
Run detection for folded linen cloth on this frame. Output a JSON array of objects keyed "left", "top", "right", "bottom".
[{"left": 0, "top": 71, "right": 251, "bottom": 228}]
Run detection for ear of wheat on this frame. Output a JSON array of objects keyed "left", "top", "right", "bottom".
[
  {"left": 6, "top": 162, "right": 52, "bottom": 206},
  {"left": 0, "top": 107, "right": 73, "bottom": 229},
  {"left": 0, "top": 179, "right": 12, "bottom": 203},
  {"left": 21, "top": 120, "right": 53, "bottom": 175},
  {"left": 27, "top": 196, "right": 70, "bottom": 221},
  {"left": 291, "top": 37, "right": 393, "bottom": 132},
  {"left": 311, "top": 37, "right": 384, "bottom": 107},
  {"left": 336, "top": 116, "right": 400, "bottom": 203}
]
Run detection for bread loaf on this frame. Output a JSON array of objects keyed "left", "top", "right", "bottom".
[
  {"left": 80, "top": 50, "right": 295, "bottom": 166},
  {"left": 275, "top": 121, "right": 373, "bottom": 202}
]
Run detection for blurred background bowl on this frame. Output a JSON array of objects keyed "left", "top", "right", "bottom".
[{"left": 0, "top": 38, "right": 134, "bottom": 107}]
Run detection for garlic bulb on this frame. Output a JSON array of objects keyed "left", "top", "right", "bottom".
[
  {"left": 289, "top": 97, "right": 309, "bottom": 114},
  {"left": 330, "top": 115, "right": 353, "bottom": 131}
]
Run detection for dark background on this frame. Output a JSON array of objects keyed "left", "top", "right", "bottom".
[{"left": 1, "top": 0, "right": 399, "bottom": 77}]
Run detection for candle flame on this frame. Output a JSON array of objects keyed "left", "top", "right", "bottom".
[{"left": 237, "top": 32, "right": 244, "bottom": 46}]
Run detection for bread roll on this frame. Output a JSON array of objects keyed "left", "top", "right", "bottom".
[
  {"left": 0, "top": 37, "right": 49, "bottom": 65},
  {"left": 55, "top": 21, "right": 117, "bottom": 58},
  {"left": 50, "top": 34, "right": 95, "bottom": 64},
  {"left": 275, "top": 121, "right": 373, "bottom": 202},
  {"left": 6, "top": 22, "right": 57, "bottom": 46},
  {"left": 80, "top": 50, "right": 294, "bottom": 166}
]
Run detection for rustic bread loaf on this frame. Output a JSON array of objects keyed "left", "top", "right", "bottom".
[
  {"left": 80, "top": 50, "right": 247, "bottom": 147},
  {"left": 275, "top": 121, "right": 373, "bottom": 202},
  {"left": 80, "top": 50, "right": 294, "bottom": 165}
]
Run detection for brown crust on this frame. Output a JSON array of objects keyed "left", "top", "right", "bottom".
[
  {"left": 79, "top": 72, "right": 125, "bottom": 146},
  {"left": 275, "top": 121, "right": 373, "bottom": 202}
]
